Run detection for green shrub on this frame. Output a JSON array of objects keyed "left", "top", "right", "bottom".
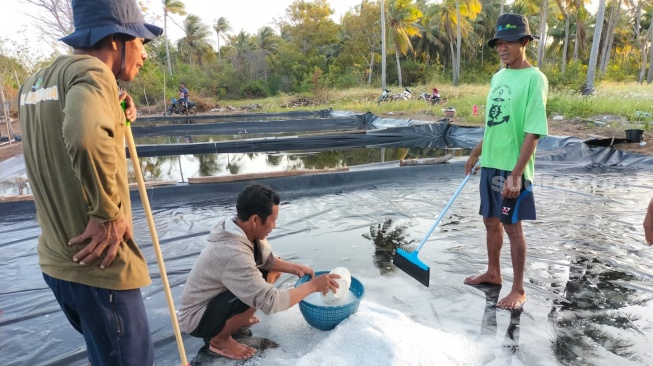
[
  {"left": 240, "top": 80, "right": 270, "bottom": 99},
  {"left": 543, "top": 61, "right": 587, "bottom": 92}
]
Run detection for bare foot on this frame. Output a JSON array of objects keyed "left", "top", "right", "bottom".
[
  {"left": 464, "top": 272, "right": 502, "bottom": 285},
  {"left": 209, "top": 336, "right": 257, "bottom": 360},
  {"left": 496, "top": 291, "right": 527, "bottom": 310}
]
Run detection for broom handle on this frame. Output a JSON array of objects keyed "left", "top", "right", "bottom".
[
  {"left": 415, "top": 158, "right": 481, "bottom": 252},
  {"left": 125, "top": 120, "right": 189, "bottom": 366}
]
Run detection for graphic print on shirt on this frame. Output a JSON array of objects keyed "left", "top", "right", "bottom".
[
  {"left": 487, "top": 84, "right": 511, "bottom": 127},
  {"left": 20, "top": 76, "right": 59, "bottom": 106}
]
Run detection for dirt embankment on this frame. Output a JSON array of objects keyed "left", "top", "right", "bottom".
[
  {"left": 0, "top": 118, "right": 21, "bottom": 162},
  {"left": 385, "top": 111, "right": 653, "bottom": 155}
]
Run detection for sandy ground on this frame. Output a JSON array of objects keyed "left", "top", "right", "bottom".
[
  {"left": 2, "top": 112, "right": 652, "bottom": 164},
  {"left": 0, "top": 118, "right": 21, "bottom": 162}
]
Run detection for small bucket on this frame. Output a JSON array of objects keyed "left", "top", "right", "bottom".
[
  {"left": 625, "top": 129, "right": 644, "bottom": 142},
  {"left": 442, "top": 108, "right": 456, "bottom": 118}
]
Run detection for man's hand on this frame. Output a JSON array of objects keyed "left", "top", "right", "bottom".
[
  {"left": 69, "top": 216, "right": 133, "bottom": 269},
  {"left": 465, "top": 155, "right": 481, "bottom": 175},
  {"left": 295, "top": 264, "right": 315, "bottom": 279},
  {"left": 310, "top": 274, "right": 341, "bottom": 295},
  {"left": 119, "top": 91, "right": 138, "bottom": 122},
  {"left": 502, "top": 174, "right": 522, "bottom": 199}
]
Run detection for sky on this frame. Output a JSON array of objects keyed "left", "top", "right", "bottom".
[
  {"left": 1, "top": 0, "right": 359, "bottom": 60},
  {"left": 2, "top": 0, "right": 600, "bottom": 63}
]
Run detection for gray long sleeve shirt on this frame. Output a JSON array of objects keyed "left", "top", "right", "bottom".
[{"left": 178, "top": 217, "right": 291, "bottom": 333}]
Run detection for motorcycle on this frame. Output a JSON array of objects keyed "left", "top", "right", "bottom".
[
  {"left": 164, "top": 97, "right": 197, "bottom": 116},
  {"left": 418, "top": 91, "right": 440, "bottom": 105},
  {"left": 390, "top": 87, "right": 412, "bottom": 101},
  {"left": 377, "top": 88, "right": 391, "bottom": 105}
]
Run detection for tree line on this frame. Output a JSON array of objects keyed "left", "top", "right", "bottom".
[{"left": 2, "top": 0, "right": 653, "bottom": 110}]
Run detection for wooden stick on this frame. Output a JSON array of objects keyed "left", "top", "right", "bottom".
[{"left": 125, "top": 122, "right": 189, "bottom": 366}]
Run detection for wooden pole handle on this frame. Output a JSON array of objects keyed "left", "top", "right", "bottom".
[{"left": 125, "top": 123, "right": 189, "bottom": 366}]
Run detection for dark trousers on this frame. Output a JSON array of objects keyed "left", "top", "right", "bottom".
[
  {"left": 190, "top": 269, "right": 270, "bottom": 342},
  {"left": 43, "top": 273, "right": 155, "bottom": 366}
]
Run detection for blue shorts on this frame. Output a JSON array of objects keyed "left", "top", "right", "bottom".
[
  {"left": 43, "top": 273, "right": 155, "bottom": 366},
  {"left": 479, "top": 168, "right": 536, "bottom": 224}
]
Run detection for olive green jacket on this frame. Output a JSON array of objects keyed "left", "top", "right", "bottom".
[{"left": 18, "top": 55, "right": 150, "bottom": 290}]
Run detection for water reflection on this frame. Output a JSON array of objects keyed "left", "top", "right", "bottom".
[
  {"left": 197, "top": 154, "right": 219, "bottom": 177},
  {"left": 0, "top": 177, "right": 30, "bottom": 197},
  {"left": 134, "top": 131, "right": 316, "bottom": 145},
  {"left": 469, "top": 284, "right": 523, "bottom": 364},
  {"left": 549, "top": 256, "right": 651, "bottom": 364},
  {"left": 125, "top": 147, "right": 463, "bottom": 183},
  {"left": 362, "top": 219, "right": 416, "bottom": 275},
  {"left": 0, "top": 147, "right": 468, "bottom": 197}
]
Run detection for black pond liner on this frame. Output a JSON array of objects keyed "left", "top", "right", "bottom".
[
  {"left": 2, "top": 111, "right": 653, "bottom": 365},
  {"left": 128, "top": 122, "right": 481, "bottom": 158},
  {"left": 131, "top": 110, "right": 368, "bottom": 137}
]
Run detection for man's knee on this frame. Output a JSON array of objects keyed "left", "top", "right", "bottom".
[
  {"left": 503, "top": 222, "right": 524, "bottom": 239},
  {"left": 266, "top": 271, "right": 281, "bottom": 284},
  {"left": 483, "top": 217, "right": 501, "bottom": 231}
]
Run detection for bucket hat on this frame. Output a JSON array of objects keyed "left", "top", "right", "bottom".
[
  {"left": 488, "top": 13, "right": 539, "bottom": 49},
  {"left": 60, "top": 0, "right": 163, "bottom": 48}
]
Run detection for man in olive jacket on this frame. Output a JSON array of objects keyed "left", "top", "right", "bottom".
[{"left": 18, "top": 0, "right": 162, "bottom": 364}]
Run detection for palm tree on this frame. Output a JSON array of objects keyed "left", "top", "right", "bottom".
[
  {"left": 472, "top": 0, "right": 500, "bottom": 66},
  {"left": 571, "top": 0, "right": 591, "bottom": 62},
  {"left": 177, "top": 14, "right": 214, "bottom": 68},
  {"left": 229, "top": 30, "right": 255, "bottom": 77},
  {"left": 341, "top": 1, "right": 381, "bottom": 85},
  {"left": 233, "top": 31, "right": 254, "bottom": 59},
  {"left": 454, "top": 0, "right": 481, "bottom": 83},
  {"left": 437, "top": 0, "right": 481, "bottom": 85},
  {"left": 255, "top": 26, "right": 279, "bottom": 54},
  {"left": 163, "top": 0, "right": 187, "bottom": 76},
  {"left": 414, "top": 4, "right": 446, "bottom": 64},
  {"left": 598, "top": 0, "right": 621, "bottom": 73},
  {"left": 537, "top": 0, "right": 550, "bottom": 69},
  {"left": 583, "top": 0, "right": 606, "bottom": 94},
  {"left": 555, "top": 0, "right": 574, "bottom": 72},
  {"left": 387, "top": 0, "right": 423, "bottom": 87},
  {"left": 254, "top": 26, "right": 279, "bottom": 80},
  {"left": 213, "top": 17, "right": 232, "bottom": 61},
  {"left": 628, "top": 0, "right": 653, "bottom": 84}
]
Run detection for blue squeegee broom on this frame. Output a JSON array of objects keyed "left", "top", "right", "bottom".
[{"left": 393, "top": 159, "right": 481, "bottom": 287}]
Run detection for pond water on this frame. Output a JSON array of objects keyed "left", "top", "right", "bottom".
[
  {"left": 2, "top": 161, "right": 653, "bottom": 365},
  {"left": 128, "top": 147, "right": 467, "bottom": 183},
  {"left": 0, "top": 147, "right": 468, "bottom": 197},
  {"left": 132, "top": 131, "right": 318, "bottom": 145}
]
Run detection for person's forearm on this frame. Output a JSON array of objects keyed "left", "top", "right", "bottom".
[
  {"left": 471, "top": 139, "right": 483, "bottom": 158},
  {"left": 269, "top": 258, "right": 298, "bottom": 274},
  {"left": 644, "top": 198, "right": 653, "bottom": 244},
  {"left": 287, "top": 283, "right": 316, "bottom": 307},
  {"left": 511, "top": 134, "right": 539, "bottom": 177}
]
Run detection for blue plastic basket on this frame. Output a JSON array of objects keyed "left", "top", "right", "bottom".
[{"left": 294, "top": 271, "right": 365, "bottom": 331}]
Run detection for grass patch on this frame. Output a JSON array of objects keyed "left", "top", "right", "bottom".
[{"left": 204, "top": 80, "right": 653, "bottom": 128}]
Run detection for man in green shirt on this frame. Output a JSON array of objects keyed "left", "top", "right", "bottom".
[
  {"left": 464, "top": 13, "right": 548, "bottom": 311},
  {"left": 18, "top": 0, "right": 162, "bottom": 364}
]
